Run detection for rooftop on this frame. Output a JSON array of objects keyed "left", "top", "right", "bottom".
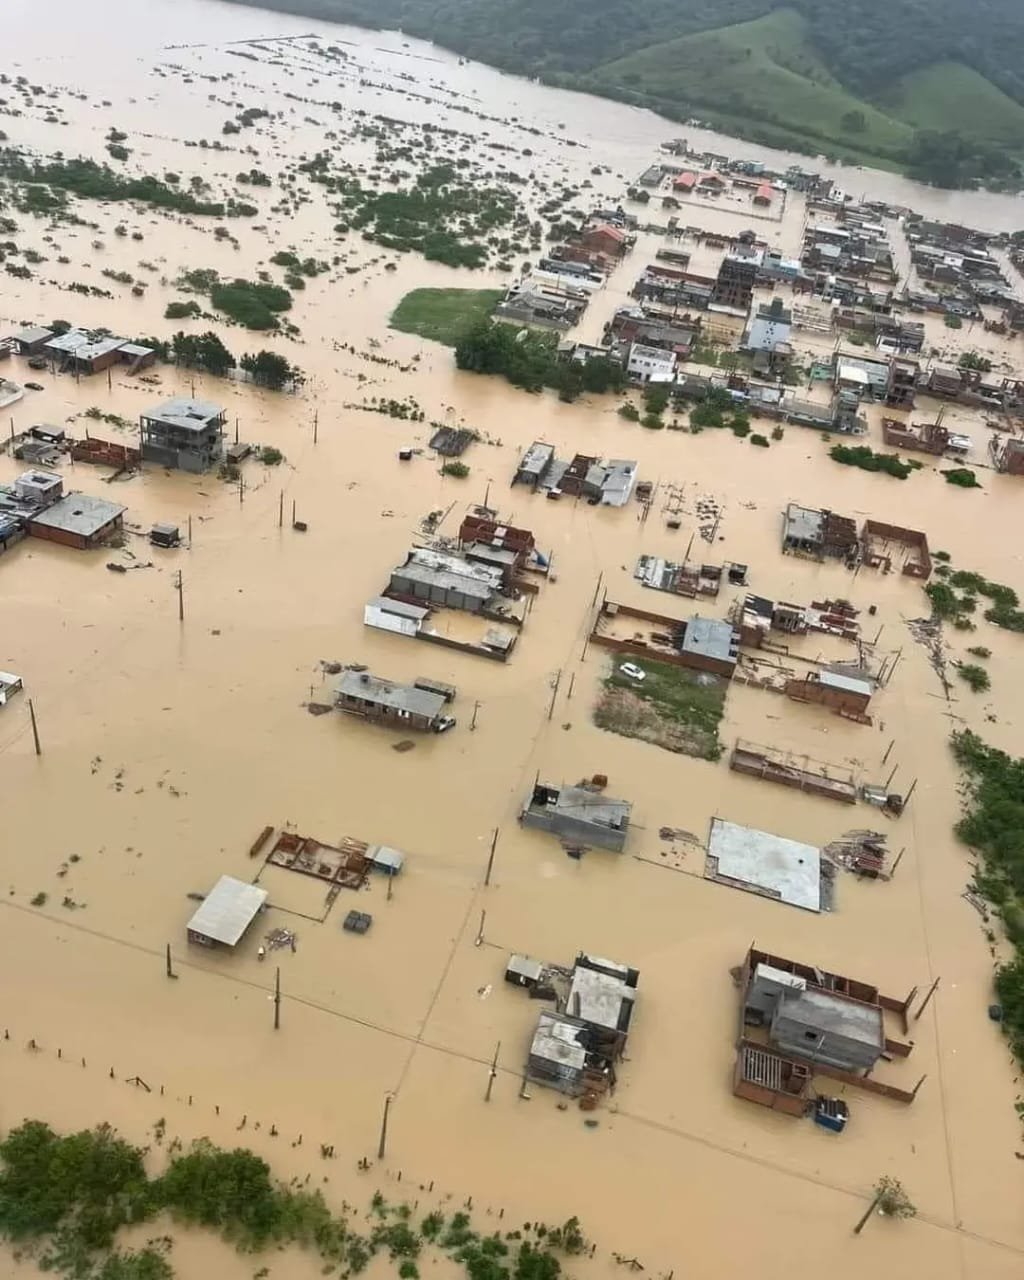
[
  {"left": 629, "top": 342, "right": 675, "bottom": 364},
  {"left": 12, "top": 326, "right": 53, "bottom": 345},
  {"left": 545, "top": 784, "right": 631, "bottom": 831},
  {"left": 187, "top": 875, "right": 268, "bottom": 946},
  {"left": 681, "top": 616, "right": 738, "bottom": 664},
  {"left": 783, "top": 502, "right": 824, "bottom": 543},
  {"left": 708, "top": 818, "right": 821, "bottom": 912},
  {"left": 819, "top": 669, "right": 874, "bottom": 696},
  {"left": 568, "top": 964, "right": 635, "bottom": 1034},
  {"left": 530, "top": 1011, "right": 588, "bottom": 1071},
  {"left": 143, "top": 396, "right": 226, "bottom": 432},
  {"left": 336, "top": 669, "right": 446, "bottom": 719},
  {"left": 776, "top": 987, "right": 883, "bottom": 1048},
  {"left": 44, "top": 330, "right": 126, "bottom": 360},
  {"left": 28, "top": 493, "right": 125, "bottom": 537},
  {"left": 518, "top": 441, "right": 555, "bottom": 476}
]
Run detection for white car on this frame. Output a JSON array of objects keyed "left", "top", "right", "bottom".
[{"left": 619, "top": 662, "right": 646, "bottom": 681}]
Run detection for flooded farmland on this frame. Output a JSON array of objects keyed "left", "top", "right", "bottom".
[{"left": 1, "top": 2, "right": 1024, "bottom": 1278}]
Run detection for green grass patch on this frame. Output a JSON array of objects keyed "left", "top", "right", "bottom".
[
  {"left": 389, "top": 288, "right": 502, "bottom": 346},
  {"left": 883, "top": 62, "right": 1024, "bottom": 148},
  {"left": 595, "top": 656, "right": 726, "bottom": 761}
]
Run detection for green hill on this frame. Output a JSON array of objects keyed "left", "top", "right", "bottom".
[
  {"left": 590, "top": 10, "right": 912, "bottom": 164},
  {"left": 884, "top": 61, "right": 1024, "bottom": 148},
  {"left": 225, "top": 0, "right": 1024, "bottom": 184}
]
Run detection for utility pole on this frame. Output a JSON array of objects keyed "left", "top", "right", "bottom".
[
  {"left": 273, "top": 967, "right": 281, "bottom": 1030},
  {"left": 484, "top": 1040, "right": 500, "bottom": 1101},
  {"left": 278, "top": 491, "right": 284, "bottom": 528},
  {"left": 853, "top": 1190, "right": 884, "bottom": 1235},
  {"left": 27, "top": 698, "right": 41, "bottom": 756},
  {"left": 291, "top": 499, "right": 296, "bottom": 527},
  {"left": 239, "top": 475, "right": 244, "bottom": 506},
  {"left": 547, "top": 669, "right": 561, "bottom": 720},
  {"left": 176, "top": 570, "right": 184, "bottom": 622},
  {"left": 165, "top": 943, "right": 177, "bottom": 979},
  {"left": 475, "top": 909, "right": 486, "bottom": 947},
  {"left": 187, "top": 514, "right": 193, "bottom": 544},
  {"left": 377, "top": 1094, "right": 391, "bottom": 1159},
  {"left": 470, "top": 700, "right": 480, "bottom": 731},
  {"left": 484, "top": 829, "right": 498, "bottom": 886},
  {"left": 914, "top": 976, "right": 940, "bottom": 1021},
  {"left": 313, "top": 410, "right": 319, "bottom": 445}
]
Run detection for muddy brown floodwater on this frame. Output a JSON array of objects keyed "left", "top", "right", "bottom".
[{"left": 2, "top": 3, "right": 1024, "bottom": 1279}]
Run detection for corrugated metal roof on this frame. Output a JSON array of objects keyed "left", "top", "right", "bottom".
[
  {"left": 336, "top": 670, "right": 444, "bottom": 718},
  {"left": 187, "top": 875, "right": 267, "bottom": 946},
  {"left": 819, "top": 670, "right": 873, "bottom": 695}
]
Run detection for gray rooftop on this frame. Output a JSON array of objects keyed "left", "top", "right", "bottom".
[
  {"left": 336, "top": 669, "right": 446, "bottom": 719},
  {"left": 681, "top": 616, "right": 738, "bottom": 665},
  {"left": 568, "top": 964, "right": 635, "bottom": 1034},
  {"left": 29, "top": 493, "right": 125, "bottom": 537},
  {"left": 548, "top": 785, "right": 631, "bottom": 830},
  {"left": 820, "top": 669, "right": 873, "bottom": 696},
  {"left": 44, "top": 330, "right": 126, "bottom": 360},
  {"left": 708, "top": 818, "right": 821, "bottom": 912},
  {"left": 367, "top": 596, "right": 429, "bottom": 620},
  {"left": 783, "top": 502, "right": 824, "bottom": 543},
  {"left": 13, "top": 326, "right": 53, "bottom": 345},
  {"left": 518, "top": 441, "right": 555, "bottom": 477},
  {"left": 187, "top": 875, "right": 267, "bottom": 946},
  {"left": 143, "top": 396, "right": 226, "bottom": 432},
  {"left": 530, "top": 1011, "right": 588, "bottom": 1071},
  {"left": 776, "top": 987, "right": 883, "bottom": 1048}
]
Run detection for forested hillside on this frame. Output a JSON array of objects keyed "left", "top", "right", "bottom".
[{"left": 226, "top": 0, "right": 1024, "bottom": 185}]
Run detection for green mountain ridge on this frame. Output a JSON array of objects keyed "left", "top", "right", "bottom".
[{"left": 225, "top": 0, "right": 1024, "bottom": 185}]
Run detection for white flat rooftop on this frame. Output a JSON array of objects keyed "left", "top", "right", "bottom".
[{"left": 707, "top": 818, "right": 821, "bottom": 912}]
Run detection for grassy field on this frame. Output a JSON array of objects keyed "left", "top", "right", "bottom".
[
  {"left": 883, "top": 61, "right": 1024, "bottom": 147},
  {"left": 389, "top": 287, "right": 502, "bottom": 346},
  {"left": 591, "top": 10, "right": 913, "bottom": 163},
  {"left": 594, "top": 655, "right": 726, "bottom": 761}
]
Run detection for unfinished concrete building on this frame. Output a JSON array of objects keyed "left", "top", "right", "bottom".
[
  {"left": 139, "top": 397, "right": 226, "bottom": 473},
  {"left": 860, "top": 519, "right": 932, "bottom": 579},
  {"left": 990, "top": 434, "right": 1024, "bottom": 476},
  {"left": 781, "top": 503, "right": 858, "bottom": 561},
  {"left": 785, "top": 668, "right": 874, "bottom": 721},
  {"left": 520, "top": 781, "right": 631, "bottom": 852},
  {"left": 733, "top": 945, "right": 922, "bottom": 1115}
]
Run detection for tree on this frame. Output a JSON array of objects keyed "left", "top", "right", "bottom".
[
  {"left": 840, "top": 110, "right": 866, "bottom": 134},
  {"left": 240, "top": 350, "right": 301, "bottom": 390},
  {"left": 172, "top": 330, "right": 236, "bottom": 377},
  {"left": 854, "top": 1176, "right": 917, "bottom": 1233},
  {"left": 580, "top": 356, "right": 625, "bottom": 394}
]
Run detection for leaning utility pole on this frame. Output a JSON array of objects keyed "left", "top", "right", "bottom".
[{"left": 484, "top": 1041, "right": 501, "bottom": 1102}]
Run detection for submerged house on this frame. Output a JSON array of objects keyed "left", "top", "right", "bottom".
[
  {"left": 334, "top": 669, "right": 454, "bottom": 732},
  {"left": 26, "top": 493, "right": 125, "bottom": 550},
  {"left": 780, "top": 503, "right": 858, "bottom": 561},
  {"left": 520, "top": 782, "right": 631, "bottom": 852},
  {"left": 389, "top": 547, "right": 505, "bottom": 614},
  {"left": 523, "top": 953, "right": 639, "bottom": 1097},
  {"left": 186, "top": 875, "right": 267, "bottom": 949}
]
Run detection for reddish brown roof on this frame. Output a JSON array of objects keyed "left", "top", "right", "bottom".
[
  {"left": 673, "top": 172, "right": 697, "bottom": 189},
  {"left": 587, "top": 222, "right": 626, "bottom": 242}
]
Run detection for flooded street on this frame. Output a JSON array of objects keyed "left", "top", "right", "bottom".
[{"left": 2, "top": 2, "right": 1024, "bottom": 1278}]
